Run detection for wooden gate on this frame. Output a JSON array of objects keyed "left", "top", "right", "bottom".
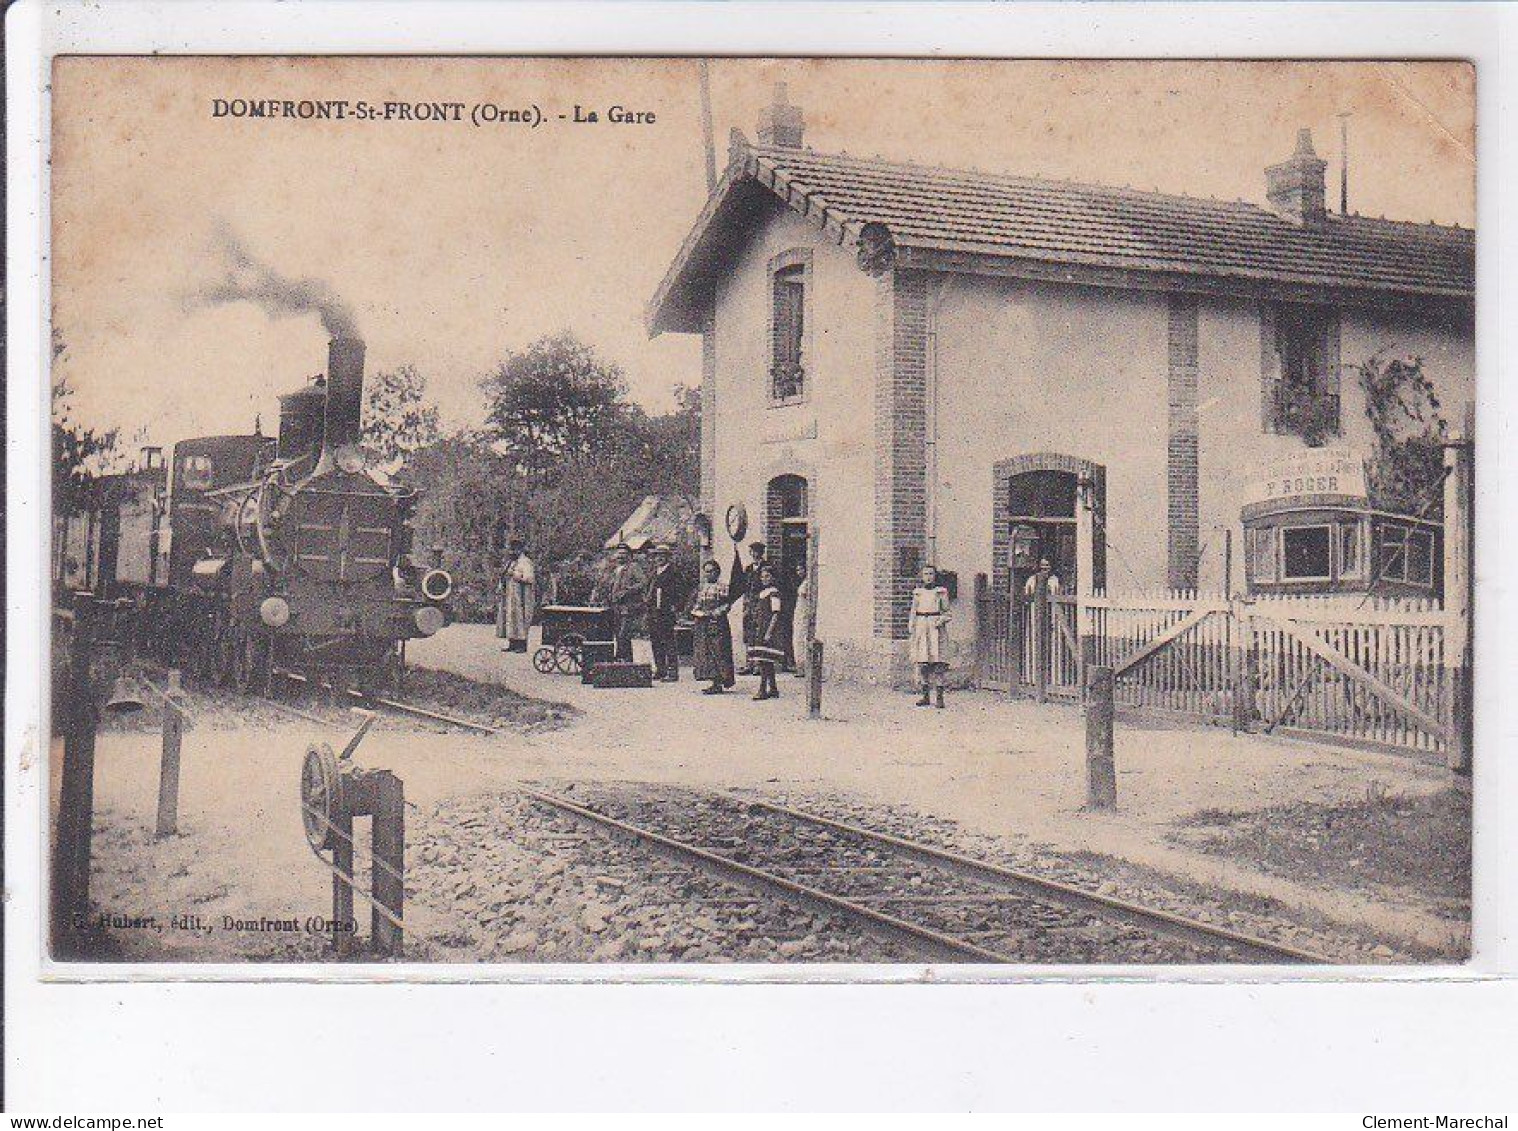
[
  {"left": 974, "top": 578, "right": 1457, "bottom": 758},
  {"left": 974, "top": 578, "right": 1081, "bottom": 700}
]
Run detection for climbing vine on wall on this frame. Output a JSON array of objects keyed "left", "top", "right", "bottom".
[{"left": 1357, "top": 354, "right": 1447, "bottom": 519}]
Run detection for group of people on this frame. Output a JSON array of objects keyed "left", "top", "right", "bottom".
[
  {"left": 496, "top": 537, "right": 957, "bottom": 708},
  {"left": 592, "top": 539, "right": 807, "bottom": 699}
]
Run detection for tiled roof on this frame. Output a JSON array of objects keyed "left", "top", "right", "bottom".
[{"left": 649, "top": 143, "right": 1473, "bottom": 334}]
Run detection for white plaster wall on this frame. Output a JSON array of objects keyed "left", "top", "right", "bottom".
[
  {"left": 708, "top": 201, "right": 878, "bottom": 650},
  {"left": 931, "top": 275, "right": 1170, "bottom": 653}
]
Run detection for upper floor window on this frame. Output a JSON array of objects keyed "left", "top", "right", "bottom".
[
  {"left": 1267, "top": 304, "right": 1340, "bottom": 444},
  {"left": 769, "top": 252, "right": 810, "bottom": 402}
]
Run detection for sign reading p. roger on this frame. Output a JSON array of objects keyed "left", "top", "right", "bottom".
[{"left": 1248, "top": 447, "right": 1369, "bottom": 505}]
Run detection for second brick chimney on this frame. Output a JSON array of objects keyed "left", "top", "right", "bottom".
[
  {"left": 757, "top": 82, "right": 805, "bottom": 149},
  {"left": 1265, "top": 128, "right": 1328, "bottom": 225}
]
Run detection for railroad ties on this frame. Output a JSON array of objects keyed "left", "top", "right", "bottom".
[{"left": 527, "top": 784, "right": 1331, "bottom": 965}]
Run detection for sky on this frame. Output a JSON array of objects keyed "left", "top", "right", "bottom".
[{"left": 51, "top": 57, "right": 1474, "bottom": 448}]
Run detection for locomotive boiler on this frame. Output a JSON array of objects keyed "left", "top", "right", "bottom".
[
  {"left": 57, "top": 337, "right": 453, "bottom": 691},
  {"left": 189, "top": 337, "right": 452, "bottom": 689}
]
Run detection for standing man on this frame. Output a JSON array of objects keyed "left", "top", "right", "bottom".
[
  {"left": 598, "top": 543, "right": 644, "bottom": 663},
  {"left": 645, "top": 543, "right": 683, "bottom": 682},
  {"left": 499, "top": 537, "right": 537, "bottom": 654},
  {"left": 739, "top": 540, "right": 769, "bottom": 675}
]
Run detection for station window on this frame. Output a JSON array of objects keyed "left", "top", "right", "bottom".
[
  {"left": 770, "top": 256, "right": 808, "bottom": 402},
  {"left": 1268, "top": 304, "right": 1340, "bottom": 442},
  {"left": 181, "top": 454, "right": 214, "bottom": 489},
  {"left": 1280, "top": 524, "right": 1332, "bottom": 581}
]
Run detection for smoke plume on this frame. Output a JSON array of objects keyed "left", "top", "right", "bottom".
[{"left": 190, "top": 222, "right": 359, "bottom": 340}]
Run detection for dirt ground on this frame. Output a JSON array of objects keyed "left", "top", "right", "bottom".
[{"left": 62, "top": 622, "right": 1469, "bottom": 964}]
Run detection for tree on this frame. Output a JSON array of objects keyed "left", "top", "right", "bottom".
[
  {"left": 1358, "top": 354, "right": 1448, "bottom": 519},
  {"left": 52, "top": 330, "right": 121, "bottom": 515},
  {"left": 363, "top": 363, "right": 440, "bottom": 464},
  {"left": 401, "top": 431, "right": 525, "bottom": 620},
  {"left": 480, "top": 332, "right": 628, "bottom": 478}
]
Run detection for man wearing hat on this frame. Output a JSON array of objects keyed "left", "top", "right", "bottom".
[
  {"left": 645, "top": 543, "right": 684, "bottom": 682},
  {"left": 597, "top": 542, "right": 646, "bottom": 663},
  {"left": 739, "top": 540, "right": 770, "bottom": 674}
]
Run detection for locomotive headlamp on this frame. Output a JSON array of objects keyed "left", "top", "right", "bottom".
[
  {"left": 414, "top": 605, "right": 446, "bottom": 637},
  {"left": 259, "top": 596, "right": 292, "bottom": 627},
  {"left": 420, "top": 568, "right": 453, "bottom": 602}
]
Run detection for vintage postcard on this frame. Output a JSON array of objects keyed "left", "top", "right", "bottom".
[{"left": 47, "top": 55, "right": 1475, "bottom": 971}]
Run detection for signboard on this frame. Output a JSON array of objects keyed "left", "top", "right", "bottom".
[{"left": 1245, "top": 447, "right": 1368, "bottom": 506}]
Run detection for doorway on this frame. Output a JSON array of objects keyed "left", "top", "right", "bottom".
[{"left": 766, "top": 474, "right": 810, "bottom": 590}]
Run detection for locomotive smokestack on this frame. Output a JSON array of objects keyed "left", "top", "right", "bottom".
[{"left": 319, "top": 337, "right": 366, "bottom": 471}]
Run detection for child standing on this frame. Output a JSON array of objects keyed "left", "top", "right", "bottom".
[
  {"left": 909, "top": 564, "right": 951, "bottom": 708},
  {"left": 748, "top": 563, "right": 786, "bottom": 701}
]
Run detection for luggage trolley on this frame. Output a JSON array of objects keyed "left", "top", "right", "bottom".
[{"left": 533, "top": 604, "right": 615, "bottom": 676}]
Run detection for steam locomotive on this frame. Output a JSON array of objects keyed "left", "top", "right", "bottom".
[{"left": 52, "top": 338, "right": 453, "bottom": 690}]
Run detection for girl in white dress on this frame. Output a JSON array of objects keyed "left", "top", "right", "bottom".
[{"left": 909, "top": 564, "right": 952, "bottom": 708}]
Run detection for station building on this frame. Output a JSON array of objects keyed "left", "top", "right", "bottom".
[{"left": 646, "top": 87, "right": 1475, "bottom": 682}]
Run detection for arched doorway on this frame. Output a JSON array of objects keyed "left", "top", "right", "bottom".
[
  {"left": 766, "top": 473, "right": 809, "bottom": 590},
  {"left": 1005, "top": 469, "right": 1080, "bottom": 595},
  {"left": 982, "top": 453, "right": 1107, "bottom": 697}
]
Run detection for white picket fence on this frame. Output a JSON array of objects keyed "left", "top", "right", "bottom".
[{"left": 980, "top": 586, "right": 1458, "bottom": 756}]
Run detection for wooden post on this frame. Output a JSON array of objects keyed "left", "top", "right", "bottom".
[
  {"left": 370, "top": 771, "right": 405, "bottom": 958},
  {"left": 1085, "top": 664, "right": 1117, "bottom": 809},
  {"left": 332, "top": 806, "right": 355, "bottom": 958},
  {"left": 807, "top": 641, "right": 824, "bottom": 718},
  {"left": 1032, "top": 576, "right": 1050, "bottom": 703},
  {"left": 1008, "top": 588, "right": 1024, "bottom": 698},
  {"left": 1229, "top": 602, "right": 1256, "bottom": 735},
  {"left": 1443, "top": 405, "right": 1474, "bottom": 775},
  {"left": 51, "top": 594, "right": 102, "bottom": 955},
  {"left": 154, "top": 670, "right": 185, "bottom": 837}
]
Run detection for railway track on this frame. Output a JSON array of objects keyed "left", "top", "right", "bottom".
[
  {"left": 527, "top": 784, "right": 1332, "bottom": 965},
  {"left": 273, "top": 669, "right": 502, "bottom": 735}
]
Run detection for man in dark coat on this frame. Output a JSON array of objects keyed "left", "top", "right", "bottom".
[
  {"left": 596, "top": 543, "right": 645, "bottom": 662},
  {"left": 645, "top": 543, "right": 684, "bottom": 681}
]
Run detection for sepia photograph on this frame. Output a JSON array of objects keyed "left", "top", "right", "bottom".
[{"left": 45, "top": 54, "right": 1475, "bottom": 971}]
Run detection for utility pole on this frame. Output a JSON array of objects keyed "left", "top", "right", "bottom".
[{"left": 1337, "top": 112, "right": 1351, "bottom": 214}]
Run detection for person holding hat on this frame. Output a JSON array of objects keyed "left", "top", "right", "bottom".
[
  {"left": 739, "top": 540, "right": 770, "bottom": 674},
  {"left": 645, "top": 543, "right": 684, "bottom": 682}
]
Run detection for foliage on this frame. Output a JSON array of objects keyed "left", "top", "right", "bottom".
[
  {"left": 400, "top": 432, "right": 525, "bottom": 621},
  {"left": 1357, "top": 354, "right": 1447, "bottom": 519},
  {"left": 52, "top": 330, "right": 122, "bottom": 514},
  {"left": 402, "top": 337, "right": 700, "bottom": 620},
  {"left": 480, "top": 332, "right": 628, "bottom": 478},
  {"left": 363, "top": 363, "right": 441, "bottom": 464}
]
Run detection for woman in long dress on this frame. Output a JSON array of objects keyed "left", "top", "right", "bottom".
[
  {"left": 689, "top": 558, "right": 736, "bottom": 694},
  {"left": 909, "top": 564, "right": 952, "bottom": 708}
]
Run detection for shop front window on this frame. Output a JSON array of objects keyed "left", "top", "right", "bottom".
[{"left": 1281, "top": 524, "right": 1332, "bottom": 581}]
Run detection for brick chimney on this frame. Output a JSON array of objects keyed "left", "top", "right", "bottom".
[
  {"left": 757, "top": 82, "right": 805, "bottom": 149},
  {"left": 1265, "top": 128, "right": 1327, "bottom": 225}
]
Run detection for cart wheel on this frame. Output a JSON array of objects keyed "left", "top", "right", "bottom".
[
  {"left": 532, "top": 646, "right": 558, "bottom": 674},
  {"left": 555, "top": 634, "right": 584, "bottom": 675}
]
